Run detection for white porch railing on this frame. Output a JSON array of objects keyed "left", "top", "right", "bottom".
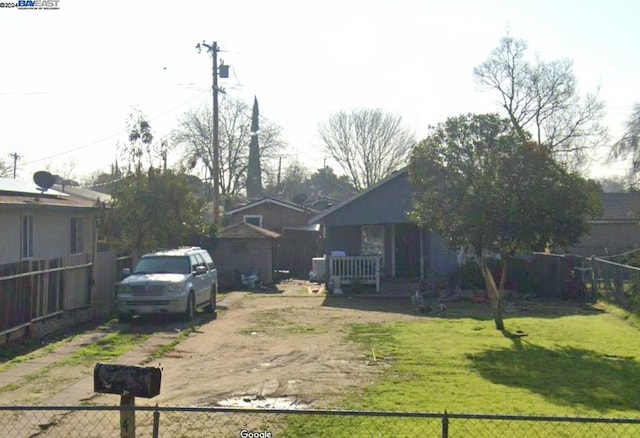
[{"left": 328, "top": 256, "right": 381, "bottom": 292}]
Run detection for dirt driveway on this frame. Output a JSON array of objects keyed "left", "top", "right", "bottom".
[{"left": 0, "top": 280, "right": 419, "bottom": 409}]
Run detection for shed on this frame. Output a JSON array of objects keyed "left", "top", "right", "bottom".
[{"left": 212, "top": 222, "right": 280, "bottom": 289}]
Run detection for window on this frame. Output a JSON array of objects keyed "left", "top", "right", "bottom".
[
  {"left": 70, "top": 217, "right": 84, "bottom": 254},
  {"left": 361, "top": 225, "right": 384, "bottom": 258},
  {"left": 244, "top": 215, "right": 262, "bottom": 227},
  {"left": 21, "top": 214, "right": 33, "bottom": 259}
]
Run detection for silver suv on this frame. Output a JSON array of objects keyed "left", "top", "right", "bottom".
[{"left": 115, "top": 247, "right": 218, "bottom": 322}]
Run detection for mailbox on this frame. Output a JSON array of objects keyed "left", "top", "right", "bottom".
[{"left": 94, "top": 363, "right": 162, "bottom": 398}]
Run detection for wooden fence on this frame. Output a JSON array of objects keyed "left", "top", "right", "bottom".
[{"left": 0, "top": 251, "right": 129, "bottom": 343}]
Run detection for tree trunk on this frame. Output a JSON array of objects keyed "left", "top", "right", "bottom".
[{"left": 477, "top": 256, "right": 508, "bottom": 330}]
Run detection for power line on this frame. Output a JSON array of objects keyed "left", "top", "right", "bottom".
[{"left": 21, "top": 90, "right": 209, "bottom": 166}]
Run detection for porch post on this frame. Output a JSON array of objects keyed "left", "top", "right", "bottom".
[
  {"left": 419, "top": 227, "right": 425, "bottom": 280},
  {"left": 391, "top": 224, "right": 396, "bottom": 279}
]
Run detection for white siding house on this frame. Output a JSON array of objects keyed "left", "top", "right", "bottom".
[{"left": 0, "top": 177, "right": 108, "bottom": 342}]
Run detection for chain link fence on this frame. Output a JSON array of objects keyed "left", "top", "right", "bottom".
[
  {"left": 530, "top": 251, "right": 640, "bottom": 314},
  {"left": 1, "top": 405, "right": 639, "bottom": 437}
]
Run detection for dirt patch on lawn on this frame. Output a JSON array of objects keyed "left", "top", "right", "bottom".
[
  {"left": 0, "top": 280, "right": 420, "bottom": 409},
  {"left": 152, "top": 281, "right": 418, "bottom": 408}
]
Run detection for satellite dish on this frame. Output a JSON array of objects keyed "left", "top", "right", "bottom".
[{"left": 33, "top": 171, "right": 55, "bottom": 192}]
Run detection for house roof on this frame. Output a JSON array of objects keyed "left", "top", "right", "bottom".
[
  {"left": 598, "top": 192, "right": 640, "bottom": 222},
  {"left": 0, "top": 177, "right": 68, "bottom": 198},
  {"left": 226, "top": 196, "right": 315, "bottom": 215},
  {"left": 53, "top": 184, "right": 112, "bottom": 204},
  {"left": 310, "top": 167, "right": 409, "bottom": 225},
  {"left": 218, "top": 221, "right": 281, "bottom": 239},
  {"left": 0, "top": 177, "right": 97, "bottom": 209}
]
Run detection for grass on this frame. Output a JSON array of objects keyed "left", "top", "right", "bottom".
[
  {"left": 0, "top": 331, "right": 150, "bottom": 395},
  {"left": 282, "top": 300, "right": 640, "bottom": 436},
  {"left": 343, "top": 306, "right": 640, "bottom": 417},
  {"left": 0, "top": 337, "right": 70, "bottom": 372}
]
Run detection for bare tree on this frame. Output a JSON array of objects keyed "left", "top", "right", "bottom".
[
  {"left": 0, "top": 158, "right": 11, "bottom": 177},
  {"left": 319, "top": 108, "right": 414, "bottom": 191},
  {"left": 474, "top": 35, "right": 607, "bottom": 169},
  {"left": 609, "top": 103, "right": 640, "bottom": 184},
  {"left": 172, "top": 96, "right": 286, "bottom": 199}
]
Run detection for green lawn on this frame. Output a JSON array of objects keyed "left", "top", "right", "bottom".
[
  {"left": 344, "top": 302, "right": 640, "bottom": 417},
  {"left": 282, "top": 300, "right": 640, "bottom": 436}
]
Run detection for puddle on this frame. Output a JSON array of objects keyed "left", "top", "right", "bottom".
[{"left": 216, "top": 395, "right": 309, "bottom": 409}]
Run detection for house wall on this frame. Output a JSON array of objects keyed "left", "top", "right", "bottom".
[
  {"left": 228, "top": 203, "right": 312, "bottom": 232},
  {"left": 429, "top": 233, "right": 458, "bottom": 276},
  {"left": 0, "top": 208, "right": 95, "bottom": 265},
  {"left": 0, "top": 214, "right": 13, "bottom": 263},
  {"left": 275, "top": 229, "right": 323, "bottom": 277},
  {"left": 324, "top": 225, "right": 361, "bottom": 257},
  {"left": 212, "top": 238, "right": 274, "bottom": 289},
  {"left": 570, "top": 222, "right": 640, "bottom": 257}
]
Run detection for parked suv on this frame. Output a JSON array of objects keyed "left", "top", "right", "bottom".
[{"left": 115, "top": 247, "right": 218, "bottom": 322}]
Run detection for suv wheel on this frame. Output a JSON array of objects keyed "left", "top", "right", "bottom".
[
  {"left": 206, "top": 286, "right": 217, "bottom": 314},
  {"left": 183, "top": 292, "right": 195, "bottom": 321}
]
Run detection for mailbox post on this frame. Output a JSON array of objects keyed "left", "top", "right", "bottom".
[{"left": 94, "top": 363, "right": 162, "bottom": 438}]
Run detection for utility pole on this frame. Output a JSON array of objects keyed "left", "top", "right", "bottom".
[
  {"left": 196, "top": 41, "right": 228, "bottom": 225},
  {"left": 10, "top": 152, "right": 20, "bottom": 179}
]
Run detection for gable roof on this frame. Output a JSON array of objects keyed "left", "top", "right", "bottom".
[
  {"left": 310, "top": 168, "right": 409, "bottom": 225},
  {"left": 226, "top": 196, "right": 314, "bottom": 215},
  {"left": 53, "top": 184, "right": 112, "bottom": 205},
  {"left": 598, "top": 192, "right": 640, "bottom": 222},
  {"left": 218, "top": 221, "right": 281, "bottom": 239}
]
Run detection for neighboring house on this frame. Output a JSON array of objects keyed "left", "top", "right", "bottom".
[
  {"left": 310, "top": 168, "right": 458, "bottom": 287},
  {"left": 569, "top": 192, "right": 640, "bottom": 257},
  {"left": 304, "top": 197, "right": 338, "bottom": 212},
  {"left": 0, "top": 177, "right": 112, "bottom": 343},
  {"left": 225, "top": 197, "right": 322, "bottom": 277},
  {"left": 212, "top": 221, "right": 280, "bottom": 288},
  {"left": 226, "top": 196, "right": 316, "bottom": 231}
]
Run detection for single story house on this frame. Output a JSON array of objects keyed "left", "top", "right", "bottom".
[
  {"left": 310, "top": 168, "right": 458, "bottom": 290},
  {"left": 0, "top": 176, "right": 109, "bottom": 343},
  {"left": 568, "top": 192, "right": 640, "bottom": 257}
]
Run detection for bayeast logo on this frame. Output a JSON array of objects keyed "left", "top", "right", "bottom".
[{"left": 18, "top": 0, "right": 60, "bottom": 9}]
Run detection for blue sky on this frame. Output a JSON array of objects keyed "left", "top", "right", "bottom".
[{"left": 0, "top": 0, "right": 638, "bottom": 181}]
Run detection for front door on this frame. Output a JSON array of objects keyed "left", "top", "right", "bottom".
[{"left": 394, "top": 223, "right": 421, "bottom": 279}]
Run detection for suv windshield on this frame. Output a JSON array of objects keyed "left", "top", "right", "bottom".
[{"left": 133, "top": 256, "right": 191, "bottom": 275}]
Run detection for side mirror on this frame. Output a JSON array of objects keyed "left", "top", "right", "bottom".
[
  {"left": 194, "top": 265, "right": 207, "bottom": 275},
  {"left": 122, "top": 267, "right": 131, "bottom": 277}
]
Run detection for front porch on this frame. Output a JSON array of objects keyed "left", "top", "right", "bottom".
[{"left": 327, "top": 255, "right": 382, "bottom": 293}]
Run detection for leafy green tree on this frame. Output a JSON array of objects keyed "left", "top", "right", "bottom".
[
  {"left": 246, "top": 96, "right": 263, "bottom": 199},
  {"left": 121, "top": 108, "right": 156, "bottom": 172},
  {"left": 307, "top": 166, "right": 356, "bottom": 201},
  {"left": 101, "top": 169, "right": 207, "bottom": 260},
  {"left": 409, "top": 113, "right": 601, "bottom": 330}
]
